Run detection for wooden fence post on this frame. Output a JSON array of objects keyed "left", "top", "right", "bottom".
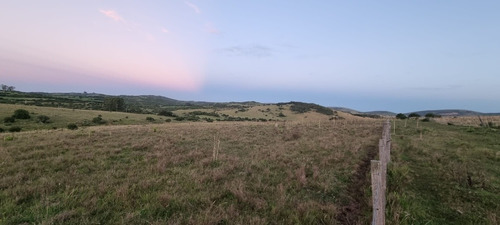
[
  {"left": 371, "top": 160, "right": 384, "bottom": 225},
  {"left": 371, "top": 120, "right": 391, "bottom": 225}
]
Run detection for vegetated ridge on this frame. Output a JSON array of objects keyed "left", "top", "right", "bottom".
[
  {"left": 1, "top": 89, "right": 498, "bottom": 116},
  {"left": 332, "top": 106, "right": 500, "bottom": 117}
]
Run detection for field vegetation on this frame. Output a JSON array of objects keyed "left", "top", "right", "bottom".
[
  {"left": 387, "top": 119, "right": 500, "bottom": 224},
  {"left": 0, "top": 104, "right": 167, "bottom": 132},
  {"left": 1, "top": 118, "right": 381, "bottom": 224},
  {"left": 2, "top": 95, "right": 499, "bottom": 224}
]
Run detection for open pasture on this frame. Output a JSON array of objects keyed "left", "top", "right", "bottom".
[{"left": 1, "top": 120, "right": 382, "bottom": 224}]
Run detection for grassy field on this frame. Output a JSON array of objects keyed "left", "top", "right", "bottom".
[
  {"left": 0, "top": 119, "right": 382, "bottom": 224},
  {"left": 0, "top": 103, "right": 175, "bottom": 132},
  {"left": 387, "top": 119, "right": 500, "bottom": 224},
  {"left": 1, "top": 103, "right": 369, "bottom": 133},
  {"left": 3, "top": 103, "right": 498, "bottom": 224}
]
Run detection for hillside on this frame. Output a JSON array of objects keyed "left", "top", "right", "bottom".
[
  {"left": 2, "top": 90, "right": 499, "bottom": 117},
  {"left": 409, "top": 109, "right": 500, "bottom": 117}
]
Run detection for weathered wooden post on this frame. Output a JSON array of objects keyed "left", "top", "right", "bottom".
[{"left": 371, "top": 160, "right": 384, "bottom": 225}]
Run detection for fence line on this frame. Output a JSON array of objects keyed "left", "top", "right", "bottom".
[{"left": 371, "top": 120, "right": 391, "bottom": 225}]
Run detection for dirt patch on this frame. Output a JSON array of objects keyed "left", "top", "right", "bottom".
[{"left": 336, "top": 144, "right": 377, "bottom": 225}]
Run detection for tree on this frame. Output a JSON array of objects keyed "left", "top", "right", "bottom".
[
  {"left": 396, "top": 113, "right": 407, "bottom": 120},
  {"left": 2, "top": 84, "right": 15, "bottom": 92},
  {"left": 13, "top": 109, "right": 31, "bottom": 119},
  {"left": 103, "top": 97, "right": 125, "bottom": 111},
  {"left": 408, "top": 113, "right": 421, "bottom": 118}
]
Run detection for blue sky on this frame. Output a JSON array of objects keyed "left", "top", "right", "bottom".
[{"left": 1, "top": 1, "right": 499, "bottom": 112}]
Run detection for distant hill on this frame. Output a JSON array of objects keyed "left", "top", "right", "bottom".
[
  {"left": 330, "top": 107, "right": 500, "bottom": 117},
  {"left": 408, "top": 109, "right": 500, "bottom": 117},
  {"left": 2, "top": 90, "right": 499, "bottom": 116},
  {"left": 330, "top": 107, "right": 360, "bottom": 114},
  {"left": 364, "top": 111, "right": 397, "bottom": 116}
]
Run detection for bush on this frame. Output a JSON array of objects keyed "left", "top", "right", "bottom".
[
  {"left": 158, "top": 110, "right": 176, "bottom": 117},
  {"left": 8, "top": 126, "right": 22, "bottom": 132},
  {"left": 396, "top": 113, "right": 407, "bottom": 120},
  {"left": 146, "top": 117, "right": 155, "bottom": 122},
  {"left": 67, "top": 123, "right": 78, "bottom": 130},
  {"left": 422, "top": 118, "right": 430, "bottom": 122},
  {"left": 165, "top": 119, "right": 172, "bottom": 122},
  {"left": 13, "top": 109, "right": 31, "bottom": 119},
  {"left": 0, "top": 127, "right": 4, "bottom": 133},
  {"left": 92, "top": 115, "right": 106, "bottom": 124},
  {"left": 4, "top": 117, "right": 15, "bottom": 123},
  {"left": 37, "top": 115, "right": 51, "bottom": 123},
  {"left": 278, "top": 112, "right": 286, "bottom": 117},
  {"left": 408, "top": 113, "right": 421, "bottom": 118}
]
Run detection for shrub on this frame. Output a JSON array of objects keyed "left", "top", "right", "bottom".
[
  {"left": 0, "top": 127, "right": 4, "bottom": 133},
  {"left": 92, "top": 115, "right": 106, "bottom": 124},
  {"left": 67, "top": 123, "right": 78, "bottom": 130},
  {"left": 422, "top": 118, "right": 430, "bottom": 122},
  {"left": 4, "top": 136, "right": 14, "bottom": 141},
  {"left": 146, "top": 117, "right": 155, "bottom": 122},
  {"left": 158, "top": 110, "right": 176, "bottom": 117},
  {"left": 13, "top": 109, "right": 31, "bottom": 119},
  {"left": 8, "top": 126, "right": 22, "bottom": 132},
  {"left": 278, "top": 112, "right": 286, "bottom": 117},
  {"left": 37, "top": 115, "right": 51, "bottom": 123},
  {"left": 165, "top": 119, "right": 172, "bottom": 122},
  {"left": 408, "top": 113, "right": 421, "bottom": 118},
  {"left": 396, "top": 113, "right": 407, "bottom": 120},
  {"left": 4, "top": 117, "right": 15, "bottom": 123},
  {"left": 425, "top": 113, "right": 436, "bottom": 118}
]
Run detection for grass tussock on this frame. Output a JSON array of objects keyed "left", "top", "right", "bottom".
[{"left": 0, "top": 120, "right": 381, "bottom": 224}]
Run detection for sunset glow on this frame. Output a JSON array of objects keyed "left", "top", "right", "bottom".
[{"left": 1, "top": 1, "right": 500, "bottom": 112}]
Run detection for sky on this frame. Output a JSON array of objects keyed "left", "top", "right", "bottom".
[{"left": 1, "top": 1, "right": 499, "bottom": 113}]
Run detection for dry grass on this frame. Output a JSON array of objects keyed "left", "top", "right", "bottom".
[{"left": 0, "top": 120, "right": 382, "bottom": 224}]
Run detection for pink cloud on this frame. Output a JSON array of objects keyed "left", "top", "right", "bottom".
[
  {"left": 185, "top": 1, "right": 201, "bottom": 14},
  {"left": 161, "top": 27, "right": 169, "bottom": 33},
  {"left": 99, "top": 9, "right": 124, "bottom": 22}
]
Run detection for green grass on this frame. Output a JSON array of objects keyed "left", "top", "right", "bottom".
[{"left": 387, "top": 119, "right": 500, "bottom": 224}]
